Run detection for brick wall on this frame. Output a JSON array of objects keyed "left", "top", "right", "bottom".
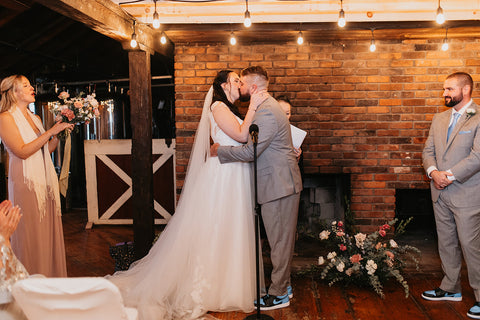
[{"left": 174, "top": 38, "right": 480, "bottom": 232}]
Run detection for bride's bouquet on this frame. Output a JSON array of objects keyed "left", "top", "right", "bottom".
[{"left": 50, "top": 91, "right": 101, "bottom": 140}]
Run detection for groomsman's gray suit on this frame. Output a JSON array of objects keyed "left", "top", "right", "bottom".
[
  {"left": 217, "top": 95, "right": 303, "bottom": 297},
  {"left": 423, "top": 101, "right": 480, "bottom": 301}
]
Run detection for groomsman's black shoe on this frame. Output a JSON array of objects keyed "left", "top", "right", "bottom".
[
  {"left": 255, "top": 293, "right": 290, "bottom": 310},
  {"left": 421, "top": 288, "right": 462, "bottom": 301},
  {"left": 468, "top": 302, "right": 480, "bottom": 319}
]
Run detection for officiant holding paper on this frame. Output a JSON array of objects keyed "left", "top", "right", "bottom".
[{"left": 277, "top": 95, "right": 305, "bottom": 176}]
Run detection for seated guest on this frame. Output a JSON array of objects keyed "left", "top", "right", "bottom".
[{"left": 0, "top": 200, "right": 28, "bottom": 320}]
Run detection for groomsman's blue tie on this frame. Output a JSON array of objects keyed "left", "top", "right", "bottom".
[{"left": 447, "top": 112, "right": 461, "bottom": 142}]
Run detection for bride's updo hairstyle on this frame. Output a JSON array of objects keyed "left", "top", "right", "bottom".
[{"left": 211, "top": 70, "right": 242, "bottom": 119}]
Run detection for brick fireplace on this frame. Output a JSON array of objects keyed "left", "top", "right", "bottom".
[{"left": 173, "top": 38, "right": 480, "bottom": 232}]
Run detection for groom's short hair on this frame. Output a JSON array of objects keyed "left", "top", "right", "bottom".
[{"left": 241, "top": 66, "right": 268, "bottom": 82}]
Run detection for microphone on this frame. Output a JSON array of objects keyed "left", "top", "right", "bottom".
[{"left": 249, "top": 124, "right": 259, "bottom": 144}]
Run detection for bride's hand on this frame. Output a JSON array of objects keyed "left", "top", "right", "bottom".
[{"left": 248, "top": 90, "right": 268, "bottom": 112}]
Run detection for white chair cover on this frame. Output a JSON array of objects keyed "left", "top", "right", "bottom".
[{"left": 11, "top": 277, "right": 137, "bottom": 320}]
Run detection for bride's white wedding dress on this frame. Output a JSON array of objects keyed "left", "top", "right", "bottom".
[{"left": 109, "top": 93, "right": 260, "bottom": 320}]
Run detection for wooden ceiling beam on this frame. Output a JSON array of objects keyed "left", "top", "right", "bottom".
[{"left": 34, "top": 0, "right": 173, "bottom": 57}]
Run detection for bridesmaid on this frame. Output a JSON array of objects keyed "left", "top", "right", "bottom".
[{"left": 0, "top": 75, "right": 73, "bottom": 277}]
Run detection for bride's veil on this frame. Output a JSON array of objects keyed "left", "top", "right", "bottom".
[{"left": 176, "top": 86, "right": 213, "bottom": 207}]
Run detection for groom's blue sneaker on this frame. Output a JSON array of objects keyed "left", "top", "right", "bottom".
[
  {"left": 287, "top": 285, "right": 293, "bottom": 299},
  {"left": 468, "top": 302, "right": 480, "bottom": 319},
  {"left": 421, "top": 288, "right": 462, "bottom": 301},
  {"left": 255, "top": 293, "right": 290, "bottom": 310}
]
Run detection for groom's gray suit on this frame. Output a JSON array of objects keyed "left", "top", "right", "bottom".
[
  {"left": 423, "top": 101, "right": 480, "bottom": 301},
  {"left": 217, "top": 95, "right": 302, "bottom": 297}
]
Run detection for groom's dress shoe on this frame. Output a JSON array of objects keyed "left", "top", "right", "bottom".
[
  {"left": 255, "top": 293, "right": 290, "bottom": 311},
  {"left": 468, "top": 302, "right": 480, "bottom": 319}
]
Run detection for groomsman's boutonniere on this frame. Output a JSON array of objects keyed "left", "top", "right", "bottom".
[{"left": 466, "top": 108, "right": 476, "bottom": 119}]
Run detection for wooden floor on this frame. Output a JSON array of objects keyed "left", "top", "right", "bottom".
[{"left": 63, "top": 210, "right": 476, "bottom": 320}]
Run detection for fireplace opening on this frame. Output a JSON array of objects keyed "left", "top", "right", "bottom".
[
  {"left": 298, "top": 173, "right": 351, "bottom": 236},
  {"left": 395, "top": 189, "right": 435, "bottom": 232}
]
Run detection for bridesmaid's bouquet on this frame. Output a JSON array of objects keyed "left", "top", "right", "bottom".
[{"left": 50, "top": 91, "right": 101, "bottom": 140}]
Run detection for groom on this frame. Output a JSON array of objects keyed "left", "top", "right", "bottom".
[{"left": 211, "top": 66, "right": 302, "bottom": 310}]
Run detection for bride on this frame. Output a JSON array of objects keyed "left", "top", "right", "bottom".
[{"left": 109, "top": 70, "right": 266, "bottom": 320}]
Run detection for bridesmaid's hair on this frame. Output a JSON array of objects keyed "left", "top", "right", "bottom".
[
  {"left": 0, "top": 75, "right": 24, "bottom": 113},
  {"left": 211, "top": 70, "right": 242, "bottom": 118}
]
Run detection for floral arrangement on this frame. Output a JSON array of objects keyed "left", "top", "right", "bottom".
[
  {"left": 316, "top": 218, "right": 420, "bottom": 298},
  {"left": 49, "top": 91, "right": 100, "bottom": 139}
]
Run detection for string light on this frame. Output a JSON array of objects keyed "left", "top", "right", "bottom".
[
  {"left": 436, "top": 0, "right": 445, "bottom": 24},
  {"left": 130, "top": 21, "right": 138, "bottom": 48},
  {"left": 160, "top": 32, "right": 167, "bottom": 45},
  {"left": 297, "top": 31, "right": 304, "bottom": 45},
  {"left": 442, "top": 27, "right": 449, "bottom": 51},
  {"left": 244, "top": 0, "right": 251, "bottom": 28},
  {"left": 230, "top": 32, "right": 237, "bottom": 45},
  {"left": 369, "top": 29, "right": 376, "bottom": 52},
  {"left": 338, "top": 0, "right": 346, "bottom": 28},
  {"left": 152, "top": 0, "right": 160, "bottom": 29}
]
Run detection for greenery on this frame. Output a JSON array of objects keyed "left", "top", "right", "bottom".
[{"left": 315, "top": 218, "right": 421, "bottom": 298}]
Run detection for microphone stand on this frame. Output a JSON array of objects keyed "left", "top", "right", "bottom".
[{"left": 245, "top": 129, "right": 274, "bottom": 320}]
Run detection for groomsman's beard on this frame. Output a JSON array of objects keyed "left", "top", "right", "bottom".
[{"left": 444, "top": 93, "right": 463, "bottom": 108}]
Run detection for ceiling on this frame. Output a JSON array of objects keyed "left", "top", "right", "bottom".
[
  {"left": 0, "top": 0, "right": 173, "bottom": 85},
  {"left": 109, "top": 0, "right": 480, "bottom": 43}
]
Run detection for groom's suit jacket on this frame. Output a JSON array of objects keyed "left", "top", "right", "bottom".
[
  {"left": 217, "top": 95, "right": 302, "bottom": 204},
  {"left": 423, "top": 102, "right": 480, "bottom": 207}
]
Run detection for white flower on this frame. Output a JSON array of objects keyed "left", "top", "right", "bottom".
[
  {"left": 366, "top": 260, "right": 378, "bottom": 275},
  {"left": 327, "top": 252, "right": 337, "bottom": 260},
  {"left": 319, "top": 230, "right": 331, "bottom": 240},
  {"left": 336, "top": 261, "right": 345, "bottom": 272},
  {"left": 354, "top": 233, "right": 367, "bottom": 248},
  {"left": 466, "top": 108, "right": 476, "bottom": 115},
  {"left": 389, "top": 239, "right": 398, "bottom": 248},
  {"left": 318, "top": 256, "right": 325, "bottom": 265},
  {"left": 332, "top": 221, "right": 337, "bottom": 226}
]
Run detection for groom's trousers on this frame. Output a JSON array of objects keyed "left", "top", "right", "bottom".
[{"left": 261, "top": 191, "right": 300, "bottom": 297}]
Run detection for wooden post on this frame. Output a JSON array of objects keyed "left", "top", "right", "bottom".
[{"left": 128, "top": 50, "right": 154, "bottom": 260}]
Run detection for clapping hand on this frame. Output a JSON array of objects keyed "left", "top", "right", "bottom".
[{"left": 0, "top": 200, "right": 22, "bottom": 242}]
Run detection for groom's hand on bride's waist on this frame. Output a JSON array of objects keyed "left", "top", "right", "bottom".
[{"left": 210, "top": 143, "right": 220, "bottom": 157}]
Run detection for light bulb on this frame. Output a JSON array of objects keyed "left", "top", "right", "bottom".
[
  {"left": 160, "top": 33, "right": 167, "bottom": 45},
  {"left": 130, "top": 33, "right": 137, "bottom": 48},
  {"left": 436, "top": 6, "right": 445, "bottom": 24},
  {"left": 369, "top": 39, "right": 376, "bottom": 52},
  {"left": 442, "top": 39, "right": 449, "bottom": 51},
  {"left": 338, "top": 9, "right": 346, "bottom": 28},
  {"left": 230, "top": 33, "right": 237, "bottom": 45},
  {"left": 153, "top": 12, "right": 160, "bottom": 29},
  {"left": 297, "top": 31, "right": 304, "bottom": 45},
  {"left": 244, "top": 11, "right": 251, "bottom": 28}
]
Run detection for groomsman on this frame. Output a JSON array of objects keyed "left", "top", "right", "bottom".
[{"left": 422, "top": 72, "right": 480, "bottom": 319}]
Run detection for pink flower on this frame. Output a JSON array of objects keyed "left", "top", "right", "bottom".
[
  {"left": 339, "top": 244, "right": 347, "bottom": 251},
  {"left": 94, "top": 108, "right": 100, "bottom": 116},
  {"left": 61, "top": 108, "right": 75, "bottom": 121},
  {"left": 381, "top": 224, "right": 390, "bottom": 230},
  {"left": 337, "top": 221, "right": 344, "bottom": 227},
  {"left": 74, "top": 101, "right": 83, "bottom": 109},
  {"left": 350, "top": 254, "right": 363, "bottom": 264},
  {"left": 385, "top": 251, "right": 395, "bottom": 260},
  {"left": 58, "top": 91, "right": 69, "bottom": 100},
  {"left": 379, "top": 230, "right": 386, "bottom": 237}
]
